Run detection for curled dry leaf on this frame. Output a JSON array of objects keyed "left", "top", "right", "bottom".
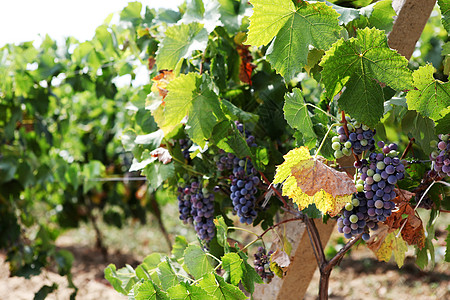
[
  {"left": 273, "top": 147, "right": 356, "bottom": 216},
  {"left": 386, "top": 189, "right": 425, "bottom": 249},
  {"left": 151, "top": 70, "right": 175, "bottom": 100},
  {"left": 236, "top": 44, "right": 256, "bottom": 85},
  {"left": 150, "top": 147, "right": 172, "bottom": 164},
  {"left": 270, "top": 249, "right": 290, "bottom": 268}
]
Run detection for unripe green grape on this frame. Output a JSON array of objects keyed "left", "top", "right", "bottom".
[
  {"left": 349, "top": 214, "right": 358, "bottom": 223},
  {"left": 342, "top": 148, "right": 351, "bottom": 156},
  {"left": 354, "top": 121, "right": 361, "bottom": 128},
  {"left": 356, "top": 179, "right": 364, "bottom": 185},
  {"left": 388, "top": 150, "right": 398, "bottom": 157},
  {"left": 376, "top": 161, "right": 385, "bottom": 170},
  {"left": 352, "top": 197, "right": 360, "bottom": 206},
  {"left": 332, "top": 142, "right": 341, "bottom": 151},
  {"left": 345, "top": 202, "right": 354, "bottom": 211},
  {"left": 332, "top": 136, "right": 340, "bottom": 143},
  {"left": 430, "top": 140, "right": 438, "bottom": 148},
  {"left": 344, "top": 141, "right": 352, "bottom": 149},
  {"left": 367, "top": 169, "right": 375, "bottom": 177},
  {"left": 441, "top": 134, "right": 449, "bottom": 141},
  {"left": 334, "top": 150, "right": 344, "bottom": 159},
  {"left": 431, "top": 151, "right": 439, "bottom": 159},
  {"left": 373, "top": 173, "right": 382, "bottom": 182},
  {"left": 347, "top": 124, "right": 355, "bottom": 131},
  {"left": 362, "top": 124, "right": 370, "bottom": 131},
  {"left": 360, "top": 139, "right": 368, "bottom": 146},
  {"left": 356, "top": 184, "right": 364, "bottom": 192}
]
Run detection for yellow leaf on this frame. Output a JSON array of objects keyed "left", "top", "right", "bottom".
[
  {"left": 273, "top": 147, "right": 356, "bottom": 216},
  {"left": 375, "top": 230, "right": 408, "bottom": 268}
]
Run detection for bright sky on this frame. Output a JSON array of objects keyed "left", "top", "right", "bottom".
[{"left": 0, "top": 0, "right": 184, "bottom": 46}]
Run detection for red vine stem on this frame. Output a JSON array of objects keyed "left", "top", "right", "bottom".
[
  {"left": 401, "top": 137, "right": 415, "bottom": 159},
  {"left": 258, "top": 170, "right": 288, "bottom": 208},
  {"left": 340, "top": 111, "right": 360, "bottom": 162}
]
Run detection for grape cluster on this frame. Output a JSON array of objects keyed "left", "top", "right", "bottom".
[
  {"left": 253, "top": 247, "right": 274, "bottom": 283},
  {"left": 332, "top": 119, "right": 376, "bottom": 158},
  {"left": 358, "top": 142, "right": 404, "bottom": 222},
  {"left": 177, "top": 181, "right": 215, "bottom": 242},
  {"left": 213, "top": 121, "right": 261, "bottom": 224},
  {"left": 337, "top": 141, "right": 406, "bottom": 241},
  {"left": 337, "top": 193, "right": 377, "bottom": 241},
  {"left": 430, "top": 134, "right": 450, "bottom": 177},
  {"left": 178, "top": 138, "right": 193, "bottom": 160},
  {"left": 230, "top": 158, "right": 260, "bottom": 224}
]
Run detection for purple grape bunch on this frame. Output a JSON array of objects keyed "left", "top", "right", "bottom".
[
  {"left": 230, "top": 158, "right": 260, "bottom": 224},
  {"left": 177, "top": 181, "right": 215, "bottom": 242},
  {"left": 332, "top": 118, "right": 376, "bottom": 159},
  {"left": 254, "top": 246, "right": 274, "bottom": 283},
  {"left": 337, "top": 192, "right": 378, "bottom": 241},
  {"left": 430, "top": 134, "right": 450, "bottom": 177},
  {"left": 337, "top": 141, "right": 406, "bottom": 241}
]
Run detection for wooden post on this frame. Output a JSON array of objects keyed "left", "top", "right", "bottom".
[
  {"left": 253, "top": 216, "right": 336, "bottom": 299},
  {"left": 388, "top": 0, "right": 437, "bottom": 60}
]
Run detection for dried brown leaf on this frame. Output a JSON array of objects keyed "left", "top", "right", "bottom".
[
  {"left": 270, "top": 249, "right": 291, "bottom": 268},
  {"left": 291, "top": 158, "right": 356, "bottom": 198},
  {"left": 151, "top": 70, "right": 175, "bottom": 100}
]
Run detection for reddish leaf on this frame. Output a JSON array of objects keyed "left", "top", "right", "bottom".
[
  {"left": 151, "top": 70, "right": 175, "bottom": 100},
  {"left": 384, "top": 189, "right": 425, "bottom": 249},
  {"left": 148, "top": 56, "right": 156, "bottom": 70},
  {"left": 236, "top": 44, "right": 256, "bottom": 85}
]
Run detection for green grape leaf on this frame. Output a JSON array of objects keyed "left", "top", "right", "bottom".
[
  {"left": 104, "top": 264, "right": 138, "bottom": 295},
  {"left": 198, "top": 273, "right": 247, "bottom": 300},
  {"left": 120, "top": 1, "right": 142, "bottom": 25},
  {"left": 143, "top": 162, "right": 175, "bottom": 189},
  {"left": 365, "top": 0, "right": 396, "bottom": 32},
  {"left": 135, "top": 281, "right": 170, "bottom": 300},
  {"left": 221, "top": 99, "right": 259, "bottom": 123},
  {"left": 320, "top": 27, "right": 412, "bottom": 127},
  {"left": 135, "top": 253, "right": 163, "bottom": 282},
  {"left": 218, "top": 0, "right": 251, "bottom": 34},
  {"left": 262, "top": 1, "right": 340, "bottom": 81},
  {"left": 180, "top": 0, "right": 223, "bottom": 33},
  {"left": 183, "top": 245, "right": 214, "bottom": 280},
  {"left": 435, "top": 113, "right": 450, "bottom": 134},
  {"left": 167, "top": 282, "right": 209, "bottom": 300},
  {"left": 159, "top": 73, "right": 225, "bottom": 147},
  {"left": 283, "top": 88, "right": 317, "bottom": 146},
  {"left": 237, "top": 250, "right": 263, "bottom": 294},
  {"left": 439, "top": 0, "right": 450, "bottom": 32},
  {"left": 222, "top": 253, "right": 244, "bottom": 286},
  {"left": 157, "top": 260, "right": 178, "bottom": 290},
  {"left": 406, "top": 64, "right": 450, "bottom": 122},
  {"left": 156, "top": 23, "right": 208, "bottom": 70},
  {"left": 246, "top": 0, "right": 295, "bottom": 47},
  {"left": 210, "top": 120, "right": 252, "bottom": 158},
  {"left": 172, "top": 236, "right": 189, "bottom": 260},
  {"left": 213, "top": 216, "right": 229, "bottom": 250}
]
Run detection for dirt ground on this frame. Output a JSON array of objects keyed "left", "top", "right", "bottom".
[{"left": 0, "top": 217, "right": 448, "bottom": 300}]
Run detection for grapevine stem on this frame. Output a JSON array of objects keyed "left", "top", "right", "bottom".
[
  {"left": 306, "top": 103, "right": 340, "bottom": 122},
  {"left": 258, "top": 170, "right": 288, "bottom": 208},
  {"left": 240, "top": 218, "right": 303, "bottom": 251},
  {"left": 396, "top": 180, "right": 435, "bottom": 238},
  {"left": 206, "top": 252, "right": 222, "bottom": 264},
  {"left": 401, "top": 138, "right": 415, "bottom": 159},
  {"left": 314, "top": 123, "right": 340, "bottom": 160},
  {"left": 228, "top": 227, "right": 260, "bottom": 238}
]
